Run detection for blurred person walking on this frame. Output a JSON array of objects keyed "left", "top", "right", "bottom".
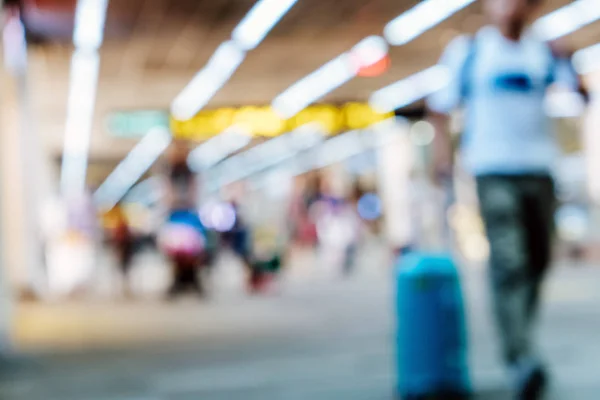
[
  {"left": 219, "top": 201, "right": 257, "bottom": 291},
  {"left": 161, "top": 142, "right": 209, "bottom": 298},
  {"left": 246, "top": 226, "right": 284, "bottom": 293},
  {"left": 339, "top": 185, "right": 365, "bottom": 276},
  {"left": 428, "top": 0, "right": 589, "bottom": 398},
  {"left": 310, "top": 176, "right": 361, "bottom": 277},
  {"left": 288, "top": 175, "right": 320, "bottom": 248},
  {"left": 109, "top": 205, "right": 136, "bottom": 297}
]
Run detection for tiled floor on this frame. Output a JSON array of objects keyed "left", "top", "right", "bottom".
[{"left": 1, "top": 256, "right": 599, "bottom": 399}]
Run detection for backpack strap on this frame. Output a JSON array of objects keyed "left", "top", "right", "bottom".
[
  {"left": 459, "top": 37, "right": 477, "bottom": 102},
  {"left": 545, "top": 43, "right": 559, "bottom": 87}
]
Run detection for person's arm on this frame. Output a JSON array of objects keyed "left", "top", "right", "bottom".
[
  {"left": 426, "top": 35, "right": 470, "bottom": 183},
  {"left": 549, "top": 40, "right": 591, "bottom": 104},
  {"left": 574, "top": 69, "right": 590, "bottom": 105},
  {"left": 429, "top": 110, "right": 454, "bottom": 182}
]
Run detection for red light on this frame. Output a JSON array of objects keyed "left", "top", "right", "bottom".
[{"left": 356, "top": 55, "right": 391, "bottom": 77}]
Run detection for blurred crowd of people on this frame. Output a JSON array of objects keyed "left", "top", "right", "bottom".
[{"left": 97, "top": 141, "right": 376, "bottom": 301}]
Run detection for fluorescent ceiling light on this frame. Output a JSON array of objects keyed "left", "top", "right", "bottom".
[
  {"left": 533, "top": 0, "right": 600, "bottom": 41},
  {"left": 124, "top": 177, "right": 164, "bottom": 205},
  {"left": 211, "top": 121, "right": 403, "bottom": 190},
  {"left": 232, "top": 0, "right": 300, "bottom": 50},
  {"left": 240, "top": 126, "right": 322, "bottom": 171},
  {"left": 173, "top": 0, "right": 301, "bottom": 120},
  {"left": 60, "top": 50, "right": 100, "bottom": 197},
  {"left": 369, "top": 65, "right": 451, "bottom": 113},
  {"left": 61, "top": 0, "right": 108, "bottom": 198},
  {"left": 272, "top": 54, "right": 355, "bottom": 119},
  {"left": 251, "top": 123, "right": 401, "bottom": 188},
  {"left": 315, "top": 130, "right": 364, "bottom": 168},
  {"left": 384, "top": 0, "right": 477, "bottom": 46},
  {"left": 210, "top": 124, "right": 323, "bottom": 187},
  {"left": 188, "top": 125, "right": 252, "bottom": 171},
  {"left": 272, "top": 36, "right": 389, "bottom": 119},
  {"left": 273, "top": 0, "right": 475, "bottom": 118},
  {"left": 288, "top": 122, "right": 326, "bottom": 148},
  {"left": 292, "top": 124, "right": 401, "bottom": 177},
  {"left": 279, "top": 131, "right": 360, "bottom": 177},
  {"left": 573, "top": 43, "right": 600, "bottom": 74},
  {"left": 312, "top": 123, "right": 401, "bottom": 169},
  {"left": 171, "top": 41, "right": 245, "bottom": 121},
  {"left": 350, "top": 35, "right": 389, "bottom": 67},
  {"left": 94, "top": 128, "right": 172, "bottom": 210},
  {"left": 73, "top": 0, "right": 109, "bottom": 50}
]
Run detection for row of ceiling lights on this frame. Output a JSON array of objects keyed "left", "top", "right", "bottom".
[
  {"left": 193, "top": 0, "right": 600, "bottom": 195},
  {"left": 93, "top": 0, "right": 477, "bottom": 209},
  {"left": 60, "top": 0, "right": 109, "bottom": 198},
  {"left": 89, "top": 0, "right": 600, "bottom": 210}
]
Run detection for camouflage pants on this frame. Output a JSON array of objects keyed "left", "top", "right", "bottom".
[{"left": 476, "top": 174, "right": 555, "bottom": 365}]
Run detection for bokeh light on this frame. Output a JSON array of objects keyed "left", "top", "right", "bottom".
[
  {"left": 357, "top": 193, "right": 382, "bottom": 221},
  {"left": 409, "top": 120, "right": 435, "bottom": 146},
  {"left": 207, "top": 202, "right": 237, "bottom": 232}
]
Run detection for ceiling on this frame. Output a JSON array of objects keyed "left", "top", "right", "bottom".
[{"left": 14, "top": 0, "right": 600, "bottom": 167}]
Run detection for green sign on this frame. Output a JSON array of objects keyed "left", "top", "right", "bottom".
[{"left": 106, "top": 111, "right": 169, "bottom": 138}]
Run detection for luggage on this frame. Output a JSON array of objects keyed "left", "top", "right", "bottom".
[
  {"left": 396, "top": 252, "right": 470, "bottom": 399},
  {"left": 396, "top": 180, "right": 470, "bottom": 399}
]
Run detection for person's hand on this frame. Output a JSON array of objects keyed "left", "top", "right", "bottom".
[
  {"left": 435, "top": 169, "right": 454, "bottom": 190},
  {"left": 432, "top": 157, "right": 454, "bottom": 187}
]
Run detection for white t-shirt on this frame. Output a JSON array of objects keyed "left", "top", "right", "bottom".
[{"left": 427, "top": 26, "right": 579, "bottom": 176}]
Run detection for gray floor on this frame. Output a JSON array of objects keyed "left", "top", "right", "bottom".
[{"left": 0, "top": 261, "right": 599, "bottom": 399}]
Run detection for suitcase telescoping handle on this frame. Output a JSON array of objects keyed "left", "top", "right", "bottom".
[{"left": 412, "top": 175, "right": 455, "bottom": 253}]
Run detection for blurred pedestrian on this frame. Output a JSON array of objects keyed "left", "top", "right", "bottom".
[
  {"left": 341, "top": 185, "right": 365, "bottom": 275},
  {"left": 309, "top": 176, "right": 360, "bottom": 276},
  {"left": 110, "top": 204, "right": 135, "bottom": 297},
  {"left": 220, "top": 201, "right": 255, "bottom": 289},
  {"left": 288, "top": 175, "right": 320, "bottom": 247},
  {"left": 247, "top": 226, "right": 283, "bottom": 293},
  {"left": 161, "top": 142, "right": 208, "bottom": 298},
  {"left": 428, "top": 0, "right": 589, "bottom": 398}
]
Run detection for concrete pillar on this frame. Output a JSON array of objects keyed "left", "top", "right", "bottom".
[
  {"left": 1, "top": 12, "right": 48, "bottom": 297},
  {"left": 583, "top": 71, "right": 600, "bottom": 239},
  {"left": 0, "top": 63, "right": 26, "bottom": 291},
  {"left": 376, "top": 120, "right": 414, "bottom": 250}
]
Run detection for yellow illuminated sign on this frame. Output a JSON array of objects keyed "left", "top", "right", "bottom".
[
  {"left": 289, "top": 105, "right": 344, "bottom": 134},
  {"left": 233, "top": 106, "right": 286, "bottom": 137},
  {"left": 169, "top": 103, "right": 393, "bottom": 140},
  {"left": 344, "top": 102, "right": 389, "bottom": 130},
  {"left": 171, "top": 108, "right": 236, "bottom": 141}
]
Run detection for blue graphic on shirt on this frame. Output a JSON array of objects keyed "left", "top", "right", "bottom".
[{"left": 492, "top": 72, "right": 535, "bottom": 93}]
